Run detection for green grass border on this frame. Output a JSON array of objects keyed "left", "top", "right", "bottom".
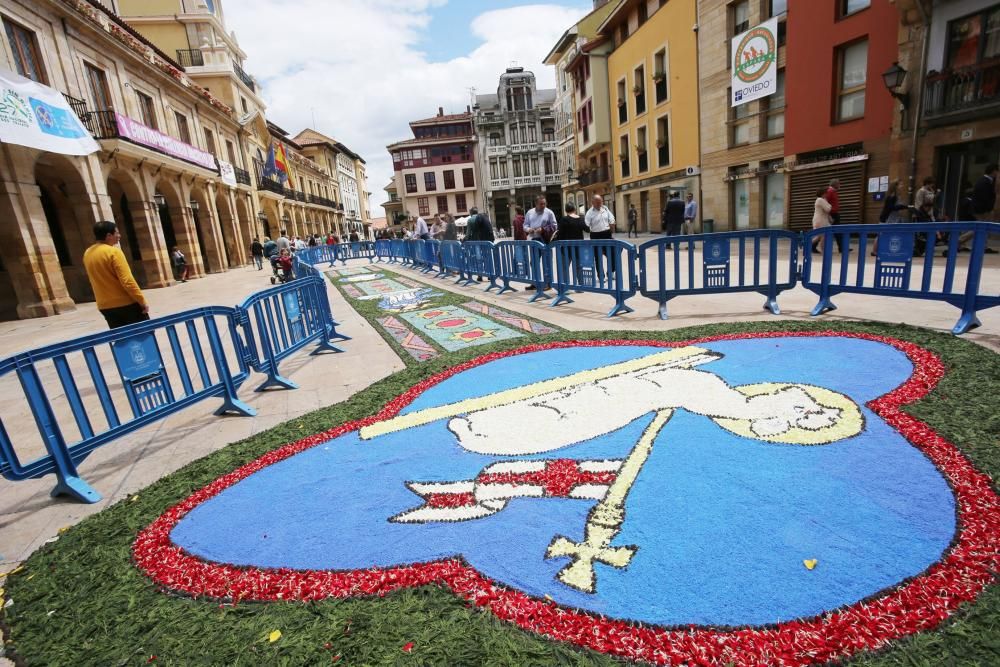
[{"left": 2, "top": 321, "right": 998, "bottom": 666}]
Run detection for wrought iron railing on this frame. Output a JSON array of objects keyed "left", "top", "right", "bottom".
[
  {"left": 233, "top": 60, "right": 255, "bottom": 92},
  {"left": 62, "top": 93, "right": 89, "bottom": 120},
  {"left": 176, "top": 49, "right": 204, "bottom": 68},
  {"left": 234, "top": 166, "right": 251, "bottom": 186},
  {"left": 81, "top": 109, "right": 119, "bottom": 139},
  {"left": 924, "top": 60, "right": 1000, "bottom": 120}
]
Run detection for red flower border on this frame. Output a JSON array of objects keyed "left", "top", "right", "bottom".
[{"left": 133, "top": 332, "right": 1000, "bottom": 666}]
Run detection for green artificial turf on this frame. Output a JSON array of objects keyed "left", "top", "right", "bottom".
[{"left": 1, "top": 320, "right": 998, "bottom": 667}]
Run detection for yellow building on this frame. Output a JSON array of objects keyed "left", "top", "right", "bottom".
[{"left": 602, "top": 0, "right": 700, "bottom": 232}]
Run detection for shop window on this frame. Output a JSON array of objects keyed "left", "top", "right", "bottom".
[
  {"left": 836, "top": 39, "right": 868, "bottom": 121},
  {"left": 3, "top": 17, "right": 46, "bottom": 83},
  {"left": 729, "top": 169, "right": 750, "bottom": 229},
  {"left": 762, "top": 161, "right": 785, "bottom": 228}
]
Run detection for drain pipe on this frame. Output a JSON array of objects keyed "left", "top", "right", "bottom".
[{"left": 907, "top": 0, "right": 932, "bottom": 204}]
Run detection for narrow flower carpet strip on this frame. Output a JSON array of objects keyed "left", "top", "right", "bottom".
[
  {"left": 461, "top": 301, "right": 558, "bottom": 335},
  {"left": 376, "top": 315, "right": 439, "bottom": 362},
  {"left": 398, "top": 305, "right": 523, "bottom": 351}
]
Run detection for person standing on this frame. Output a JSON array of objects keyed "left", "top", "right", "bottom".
[
  {"left": 512, "top": 206, "right": 527, "bottom": 241},
  {"left": 683, "top": 192, "right": 698, "bottom": 235},
  {"left": 972, "top": 163, "right": 998, "bottom": 222},
  {"left": 584, "top": 195, "right": 616, "bottom": 284},
  {"left": 811, "top": 187, "right": 833, "bottom": 254},
  {"left": 558, "top": 202, "right": 588, "bottom": 283},
  {"left": 661, "top": 192, "right": 685, "bottom": 248},
  {"left": 627, "top": 204, "right": 638, "bottom": 239},
  {"left": 465, "top": 207, "right": 495, "bottom": 283},
  {"left": 83, "top": 221, "right": 150, "bottom": 329},
  {"left": 276, "top": 230, "right": 291, "bottom": 255},
  {"left": 824, "top": 179, "right": 847, "bottom": 253},
  {"left": 414, "top": 214, "right": 430, "bottom": 240},
  {"left": 915, "top": 177, "right": 937, "bottom": 211},
  {"left": 524, "top": 196, "right": 557, "bottom": 243},
  {"left": 250, "top": 237, "right": 264, "bottom": 270},
  {"left": 442, "top": 213, "right": 458, "bottom": 241},
  {"left": 430, "top": 214, "right": 444, "bottom": 240},
  {"left": 170, "top": 246, "right": 190, "bottom": 282}
]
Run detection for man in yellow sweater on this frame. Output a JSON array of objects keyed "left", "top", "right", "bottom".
[{"left": 83, "top": 221, "right": 150, "bottom": 329}]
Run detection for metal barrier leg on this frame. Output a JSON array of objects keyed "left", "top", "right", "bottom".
[
  {"left": 607, "top": 298, "right": 634, "bottom": 318},
  {"left": 810, "top": 235, "right": 837, "bottom": 316},
  {"left": 953, "top": 229, "right": 987, "bottom": 335},
  {"left": 763, "top": 297, "right": 781, "bottom": 315},
  {"left": 496, "top": 279, "right": 515, "bottom": 295},
  {"left": 657, "top": 301, "right": 668, "bottom": 320},
  {"left": 253, "top": 313, "right": 298, "bottom": 391},
  {"left": 550, "top": 287, "right": 573, "bottom": 308},
  {"left": 205, "top": 317, "right": 256, "bottom": 417},
  {"left": 528, "top": 285, "right": 549, "bottom": 303}
]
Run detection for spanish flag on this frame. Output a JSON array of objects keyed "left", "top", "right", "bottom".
[{"left": 274, "top": 142, "right": 294, "bottom": 188}]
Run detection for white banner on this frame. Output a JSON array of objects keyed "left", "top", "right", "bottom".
[
  {"left": 0, "top": 68, "right": 99, "bottom": 155},
  {"left": 218, "top": 159, "right": 237, "bottom": 186},
  {"left": 731, "top": 18, "right": 779, "bottom": 107}
]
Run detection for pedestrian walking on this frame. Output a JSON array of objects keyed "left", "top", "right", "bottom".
[
  {"left": 83, "top": 221, "right": 150, "bottom": 329},
  {"left": 824, "top": 179, "right": 846, "bottom": 253},
  {"left": 627, "top": 204, "right": 638, "bottom": 238},
  {"left": 250, "top": 237, "right": 264, "bottom": 270},
  {"left": 811, "top": 187, "right": 833, "bottom": 254},
  {"left": 512, "top": 206, "right": 527, "bottom": 241},
  {"left": 661, "top": 192, "right": 685, "bottom": 248},
  {"left": 683, "top": 192, "right": 698, "bottom": 235},
  {"left": 276, "top": 230, "right": 291, "bottom": 254},
  {"left": 171, "top": 246, "right": 190, "bottom": 282},
  {"left": 972, "top": 163, "right": 998, "bottom": 223}
]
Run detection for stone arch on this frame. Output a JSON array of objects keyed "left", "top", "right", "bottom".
[
  {"left": 235, "top": 194, "right": 255, "bottom": 253},
  {"left": 34, "top": 153, "right": 100, "bottom": 305},
  {"left": 260, "top": 198, "right": 280, "bottom": 240},
  {"left": 214, "top": 190, "right": 241, "bottom": 268},
  {"left": 189, "top": 184, "right": 224, "bottom": 274},
  {"left": 106, "top": 168, "right": 150, "bottom": 286},
  {"left": 153, "top": 177, "right": 195, "bottom": 280}
]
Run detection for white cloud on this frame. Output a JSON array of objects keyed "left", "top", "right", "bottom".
[{"left": 225, "top": 1, "right": 588, "bottom": 217}]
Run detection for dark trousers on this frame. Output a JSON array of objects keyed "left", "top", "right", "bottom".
[
  {"left": 664, "top": 223, "right": 682, "bottom": 248},
  {"left": 627, "top": 219, "right": 637, "bottom": 238},
  {"left": 830, "top": 212, "right": 845, "bottom": 252},
  {"left": 590, "top": 229, "right": 614, "bottom": 283},
  {"left": 253, "top": 254, "right": 263, "bottom": 270},
  {"left": 100, "top": 302, "right": 149, "bottom": 330}
]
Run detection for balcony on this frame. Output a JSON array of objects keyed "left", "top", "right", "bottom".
[
  {"left": 512, "top": 176, "right": 537, "bottom": 187},
  {"left": 83, "top": 110, "right": 217, "bottom": 171},
  {"left": 924, "top": 61, "right": 1000, "bottom": 124},
  {"left": 176, "top": 49, "right": 204, "bottom": 68},
  {"left": 541, "top": 140, "right": 558, "bottom": 151},
  {"left": 234, "top": 166, "right": 251, "bottom": 186},
  {"left": 486, "top": 145, "right": 507, "bottom": 156},
  {"left": 62, "top": 93, "right": 88, "bottom": 120},
  {"left": 489, "top": 178, "right": 510, "bottom": 189},
  {"left": 578, "top": 166, "right": 610, "bottom": 186},
  {"left": 543, "top": 174, "right": 561, "bottom": 185},
  {"left": 233, "top": 60, "right": 256, "bottom": 93}
]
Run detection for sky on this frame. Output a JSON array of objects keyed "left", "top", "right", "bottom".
[{"left": 224, "top": 0, "right": 591, "bottom": 219}]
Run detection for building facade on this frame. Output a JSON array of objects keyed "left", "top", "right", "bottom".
[
  {"left": 784, "top": 0, "right": 900, "bottom": 230},
  {"left": 387, "top": 108, "right": 479, "bottom": 225},
  {"left": 891, "top": 0, "right": 1000, "bottom": 221},
  {"left": 0, "top": 0, "right": 254, "bottom": 319},
  {"left": 604, "top": 0, "right": 701, "bottom": 233},
  {"left": 544, "top": 28, "right": 582, "bottom": 211},
  {"left": 698, "top": 0, "right": 787, "bottom": 233},
  {"left": 474, "top": 68, "right": 561, "bottom": 231}
]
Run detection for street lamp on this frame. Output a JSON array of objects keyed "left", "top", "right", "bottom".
[
  {"left": 566, "top": 166, "right": 574, "bottom": 181},
  {"left": 882, "top": 62, "right": 909, "bottom": 108},
  {"left": 153, "top": 193, "right": 166, "bottom": 208},
  {"left": 189, "top": 199, "right": 199, "bottom": 212}
]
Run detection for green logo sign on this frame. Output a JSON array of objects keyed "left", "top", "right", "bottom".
[
  {"left": 733, "top": 25, "right": 777, "bottom": 84},
  {"left": 0, "top": 88, "right": 32, "bottom": 128}
]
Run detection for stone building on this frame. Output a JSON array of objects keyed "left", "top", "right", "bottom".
[
  {"left": 386, "top": 108, "right": 479, "bottom": 225},
  {"left": 0, "top": 0, "right": 254, "bottom": 319},
  {"left": 698, "top": 0, "right": 787, "bottom": 233},
  {"left": 473, "top": 68, "right": 561, "bottom": 231}
]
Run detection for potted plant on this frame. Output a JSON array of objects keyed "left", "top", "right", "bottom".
[
  {"left": 617, "top": 98, "right": 626, "bottom": 107},
  {"left": 635, "top": 144, "right": 647, "bottom": 154},
  {"left": 633, "top": 85, "right": 643, "bottom": 96},
  {"left": 618, "top": 153, "right": 627, "bottom": 161},
  {"left": 652, "top": 71, "right": 666, "bottom": 83},
  {"left": 656, "top": 138, "right": 667, "bottom": 148}
]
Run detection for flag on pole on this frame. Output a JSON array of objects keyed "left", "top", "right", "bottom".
[{"left": 274, "top": 142, "right": 294, "bottom": 188}]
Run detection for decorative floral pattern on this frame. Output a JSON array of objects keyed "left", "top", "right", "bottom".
[{"left": 133, "top": 332, "right": 1000, "bottom": 667}]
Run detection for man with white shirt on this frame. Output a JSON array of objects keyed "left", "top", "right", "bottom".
[
  {"left": 414, "top": 215, "right": 430, "bottom": 240},
  {"left": 683, "top": 193, "right": 698, "bottom": 235},
  {"left": 524, "top": 196, "right": 557, "bottom": 242},
  {"left": 585, "top": 195, "right": 616, "bottom": 284}
]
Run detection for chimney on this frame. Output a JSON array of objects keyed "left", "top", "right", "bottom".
[
  {"left": 466, "top": 105, "right": 471, "bottom": 113},
  {"left": 438, "top": 106, "right": 444, "bottom": 116}
]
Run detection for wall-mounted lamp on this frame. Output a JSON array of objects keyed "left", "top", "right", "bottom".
[{"left": 882, "top": 62, "right": 909, "bottom": 109}]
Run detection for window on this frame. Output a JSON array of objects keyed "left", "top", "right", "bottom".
[
  {"left": 634, "top": 65, "right": 646, "bottom": 115},
  {"left": 732, "top": 0, "right": 750, "bottom": 35},
  {"left": 203, "top": 127, "right": 216, "bottom": 155},
  {"left": 654, "top": 49, "right": 668, "bottom": 104},
  {"left": 619, "top": 135, "right": 630, "bottom": 179},
  {"left": 405, "top": 174, "right": 417, "bottom": 193},
  {"left": 174, "top": 111, "right": 191, "bottom": 144},
  {"left": 656, "top": 115, "right": 670, "bottom": 168},
  {"left": 424, "top": 172, "right": 436, "bottom": 191},
  {"left": 226, "top": 139, "right": 238, "bottom": 166},
  {"left": 839, "top": 0, "right": 870, "bottom": 18},
  {"left": 619, "top": 22, "right": 628, "bottom": 44},
  {"left": 240, "top": 97, "right": 248, "bottom": 114},
  {"left": 617, "top": 79, "right": 628, "bottom": 124},
  {"left": 455, "top": 193, "right": 467, "bottom": 212},
  {"left": 729, "top": 89, "right": 751, "bottom": 146},
  {"left": 443, "top": 169, "right": 455, "bottom": 189},
  {"left": 763, "top": 70, "right": 785, "bottom": 138},
  {"left": 85, "top": 62, "right": 112, "bottom": 111},
  {"left": 762, "top": 160, "right": 785, "bottom": 228},
  {"left": 946, "top": 7, "right": 1000, "bottom": 69},
  {"left": 638, "top": 1, "right": 648, "bottom": 26},
  {"left": 462, "top": 167, "right": 474, "bottom": 187},
  {"left": 770, "top": 0, "right": 788, "bottom": 17},
  {"left": 836, "top": 40, "right": 868, "bottom": 121},
  {"left": 136, "top": 90, "right": 157, "bottom": 129},
  {"left": 417, "top": 197, "right": 429, "bottom": 216},
  {"left": 3, "top": 18, "right": 46, "bottom": 83},
  {"left": 637, "top": 126, "right": 648, "bottom": 173},
  {"left": 436, "top": 195, "right": 448, "bottom": 213},
  {"left": 730, "top": 168, "right": 750, "bottom": 229}
]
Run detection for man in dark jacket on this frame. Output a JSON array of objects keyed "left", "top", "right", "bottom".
[
  {"left": 971, "top": 163, "right": 998, "bottom": 221},
  {"left": 661, "top": 192, "right": 686, "bottom": 248},
  {"left": 466, "top": 208, "right": 495, "bottom": 242}
]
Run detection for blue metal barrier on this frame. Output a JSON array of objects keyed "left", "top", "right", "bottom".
[
  {"left": 336, "top": 242, "right": 374, "bottom": 264},
  {"left": 439, "top": 241, "right": 465, "bottom": 281},
  {"left": 374, "top": 240, "right": 392, "bottom": 263},
  {"left": 388, "top": 240, "right": 406, "bottom": 264},
  {"left": 803, "top": 222, "right": 1000, "bottom": 334},
  {"left": 0, "top": 308, "right": 254, "bottom": 503},
  {"left": 551, "top": 240, "right": 638, "bottom": 317},
  {"left": 495, "top": 241, "right": 549, "bottom": 300},
  {"left": 462, "top": 241, "right": 501, "bottom": 289},
  {"left": 421, "top": 240, "right": 441, "bottom": 274},
  {"left": 638, "top": 230, "right": 800, "bottom": 320},
  {"left": 404, "top": 239, "right": 422, "bottom": 267},
  {"left": 238, "top": 275, "right": 345, "bottom": 391}
]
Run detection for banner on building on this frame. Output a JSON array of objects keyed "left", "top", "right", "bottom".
[
  {"left": 731, "top": 18, "right": 779, "bottom": 107},
  {"left": 114, "top": 113, "right": 217, "bottom": 171},
  {"left": 218, "top": 159, "right": 238, "bottom": 186},
  {"left": 0, "top": 68, "right": 99, "bottom": 156}
]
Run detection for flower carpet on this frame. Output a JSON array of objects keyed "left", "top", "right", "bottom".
[{"left": 2, "top": 322, "right": 998, "bottom": 667}]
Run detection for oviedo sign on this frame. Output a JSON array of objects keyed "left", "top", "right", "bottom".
[{"left": 730, "top": 17, "right": 779, "bottom": 107}]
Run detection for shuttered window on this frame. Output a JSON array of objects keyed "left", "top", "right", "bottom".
[{"left": 788, "top": 162, "right": 866, "bottom": 231}]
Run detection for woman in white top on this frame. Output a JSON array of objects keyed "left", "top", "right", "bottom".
[{"left": 811, "top": 187, "right": 833, "bottom": 254}]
